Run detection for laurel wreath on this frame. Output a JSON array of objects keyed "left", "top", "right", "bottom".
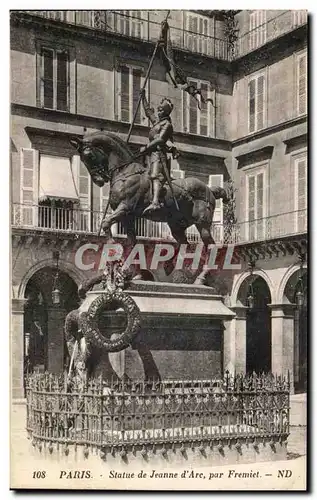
[{"left": 81, "top": 290, "right": 141, "bottom": 352}]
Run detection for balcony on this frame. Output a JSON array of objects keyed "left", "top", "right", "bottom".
[
  {"left": 236, "top": 10, "right": 307, "bottom": 58},
  {"left": 12, "top": 204, "right": 306, "bottom": 245},
  {"left": 11, "top": 203, "right": 211, "bottom": 242},
  {"left": 22, "top": 10, "right": 231, "bottom": 61}
]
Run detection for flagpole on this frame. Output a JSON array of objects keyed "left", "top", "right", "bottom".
[
  {"left": 126, "top": 10, "right": 170, "bottom": 144},
  {"left": 126, "top": 42, "right": 159, "bottom": 144}
]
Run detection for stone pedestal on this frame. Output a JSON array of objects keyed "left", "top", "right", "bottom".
[
  {"left": 47, "top": 306, "right": 66, "bottom": 374},
  {"left": 78, "top": 282, "right": 235, "bottom": 381},
  {"left": 11, "top": 298, "right": 26, "bottom": 399}
]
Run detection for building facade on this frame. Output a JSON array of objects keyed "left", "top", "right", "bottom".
[{"left": 10, "top": 10, "right": 307, "bottom": 398}]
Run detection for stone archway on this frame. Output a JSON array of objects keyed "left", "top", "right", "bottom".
[
  {"left": 282, "top": 268, "right": 307, "bottom": 393},
  {"left": 23, "top": 266, "right": 79, "bottom": 382},
  {"left": 18, "top": 257, "right": 85, "bottom": 300},
  {"left": 237, "top": 275, "right": 272, "bottom": 374}
]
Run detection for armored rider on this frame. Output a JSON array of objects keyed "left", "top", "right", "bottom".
[{"left": 139, "top": 88, "right": 179, "bottom": 215}]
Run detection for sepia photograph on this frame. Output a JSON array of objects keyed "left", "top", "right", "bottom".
[{"left": 10, "top": 7, "right": 308, "bottom": 491}]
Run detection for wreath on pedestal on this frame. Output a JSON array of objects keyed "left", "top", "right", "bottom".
[{"left": 81, "top": 290, "right": 141, "bottom": 352}]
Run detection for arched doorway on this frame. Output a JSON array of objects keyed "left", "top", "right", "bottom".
[
  {"left": 237, "top": 275, "right": 272, "bottom": 374},
  {"left": 283, "top": 269, "right": 307, "bottom": 393},
  {"left": 23, "top": 266, "right": 79, "bottom": 381}
]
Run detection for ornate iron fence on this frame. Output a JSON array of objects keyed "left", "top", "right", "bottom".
[{"left": 26, "top": 372, "right": 290, "bottom": 456}]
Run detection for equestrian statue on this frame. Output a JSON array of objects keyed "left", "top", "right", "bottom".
[{"left": 70, "top": 89, "right": 228, "bottom": 247}]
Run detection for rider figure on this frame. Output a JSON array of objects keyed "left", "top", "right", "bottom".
[{"left": 139, "top": 88, "right": 179, "bottom": 215}]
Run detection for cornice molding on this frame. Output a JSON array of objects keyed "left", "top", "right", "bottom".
[
  {"left": 13, "top": 104, "right": 232, "bottom": 154},
  {"left": 234, "top": 234, "right": 307, "bottom": 262},
  {"left": 232, "top": 115, "right": 307, "bottom": 148},
  {"left": 235, "top": 145, "right": 274, "bottom": 168}
]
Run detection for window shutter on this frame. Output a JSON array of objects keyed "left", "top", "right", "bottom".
[
  {"left": 200, "top": 82, "right": 209, "bottom": 136},
  {"left": 171, "top": 158, "right": 185, "bottom": 180},
  {"left": 256, "top": 172, "right": 264, "bottom": 219},
  {"left": 132, "top": 68, "right": 142, "bottom": 124},
  {"left": 256, "top": 75, "right": 265, "bottom": 130},
  {"left": 76, "top": 10, "right": 93, "bottom": 27},
  {"left": 189, "top": 80, "right": 198, "bottom": 134},
  {"left": 249, "top": 12, "right": 256, "bottom": 50},
  {"left": 187, "top": 15, "right": 195, "bottom": 52},
  {"left": 249, "top": 79, "right": 256, "bottom": 132},
  {"left": 78, "top": 161, "right": 90, "bottom": 206},
  {"left": 56, "top": 51, "right": 68, "bottom": 111},
  {"left": 131, "top": 10, "right": 142, "bottom": 38},
  {"left": 105, "top": 10, "right": 115, "bottom": 31},
  {"left": 198, "top": 18, "right": 208, "bottom": 53},
  {"left": 192, "top": 16, "right": 198, "bottom": 52},
  {"left": 298, "top": 54, "right": 307, "bottom": 115},
  {"left": 248, "top": 175, "right": 255, "bottom": 221},
  {"left": 21, "top": 148, "right": 38, "bottom": 226},
  {"left": 120, "top": 66, "right": 130, "bottom": 122},
  {"left": 42, "top": 48, "right": 54, "bottom": 109},
  {"left": 208, "top": 174, "right": 223, "bottom": 223},
  {"left": 182, "top": 89, "right": 188, "bottom": 132},
  {"left": 247, "top": 174, "right": 256, "bottom": 240},
  {"left": 76, "top": 159, "right": 91, "bottom": 231},
  {"left": 94, "top": 183, "right": 110, "bottom": 233},
  {"left": 259, "top": 10, "right": 266, "bottom": 45},
  {"left": 297, "top": 158, "right": 307, "bottom": 210},
  {"left": 296, "top": 157, "right": 307, "bottom": 232},
  {"left": 100, "top": 184, "right": 110, "bottom": 210},
  {"left": 209, "top": 174, "right": 223, "bottom": 242}
]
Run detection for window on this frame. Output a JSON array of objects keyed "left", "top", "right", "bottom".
[
  {"left": 184, "top": 12, "right": 211, "bottom": 55},
  {"left": 182, "top": 79, "right": 214, "bottom": 136},
  {"left": 39, "top": 47, "right": 69, "bottom": 111},
  {"left": 296, "top": 52, "right": 307, "bottom": 116},
  {"left": 293, "top": 10, "right": 307, "bottom": 27},
  {"left": 249, "top": 10, "right": 266, "bottom": 51},
  {"left": 94, "top": 183, "right": 110, "bottom": 233},
  {"left": 208, "top": 174, "right": 224, "bottom": 242},
  {"left": 77, "top": 159, "right": 91, "bottom": 231},
  {"left": 248, "top": 72, "right": 266, "bottom": 133},
  {"left": 115, "top": 10, "right": 144, "bottom": 39},
  {"left": 246, "top": 167, "right": 267, "bottom": 241},
  {"left": 38, "top": 154, "right": 80, "bottom": 231},
  {"left": 294, "top": 153, "right": 307, "bottom": 233},
  {"left": 75, "top": 10, "right": 95, "bottom": 27},
  {"left": 116, "top": 64, "right": 147, "bottom": 124}
]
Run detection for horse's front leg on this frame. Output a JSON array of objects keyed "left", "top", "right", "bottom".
[
  {"left": 101, "top": 203, "right": 129, "bottom": 244},
  {"left": 123, "top": 214, "right": 137, "bottom": 247}
]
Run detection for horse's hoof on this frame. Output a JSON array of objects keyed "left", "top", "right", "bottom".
[{"left": 142, "top": 203, "right": 161, "bottom": 216}]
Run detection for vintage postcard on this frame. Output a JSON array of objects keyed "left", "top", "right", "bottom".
[{"left": 10, "top": 8, "right": 307, "bottom": 491}]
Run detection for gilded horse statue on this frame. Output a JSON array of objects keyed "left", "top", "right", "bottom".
[{"left": 70, "top": 131, "right": 229, "bottom": 246}]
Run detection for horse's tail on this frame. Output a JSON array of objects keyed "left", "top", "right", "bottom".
[{"left": 209, "top": 186, "right": 229, "bottom": 204}]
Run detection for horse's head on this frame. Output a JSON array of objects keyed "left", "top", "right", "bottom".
[{"left": 69, "top": 132, "right": 133, "bottom": 187}]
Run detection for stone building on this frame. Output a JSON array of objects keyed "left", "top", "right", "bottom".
[{"left": 11, "top": 10, "right": 307, "bottom": 398}]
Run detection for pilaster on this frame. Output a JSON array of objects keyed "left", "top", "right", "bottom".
[
  {"left": 231, "top": 305, "right": 247, "bottom": 374},
  {"left": 268, "top": 303, "right": 296, "bottom": 394},
  {"left": 47, "top": 306, "right": 66, "bottom": 374},
  {"left": 11, "top": 298, "right": 27, "bottom": 399}
]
